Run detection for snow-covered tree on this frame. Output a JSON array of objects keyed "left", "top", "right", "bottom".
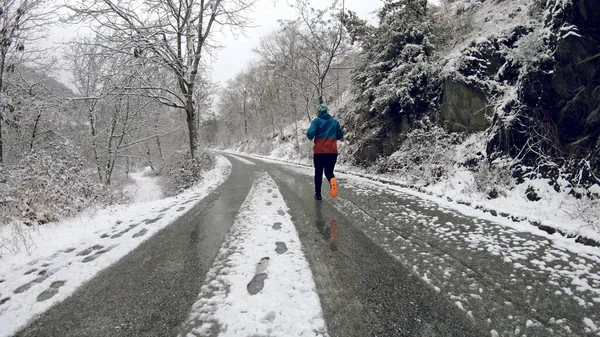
[{"left": 66, "top": 0, "right": 257, "bottom": 160}]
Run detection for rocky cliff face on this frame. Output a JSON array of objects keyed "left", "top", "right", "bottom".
[
  {"left": 342, "top": 0, "right": 599, "bottom": 188},
  {"left": 488, "top": 0, "right": 600, "bottom": 185},
  {"left": 441, "top": 79, "right": 493, "bottom": 132}
]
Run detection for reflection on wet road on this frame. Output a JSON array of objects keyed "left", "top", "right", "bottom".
[
  {"left": 315, "top": 203, "right": 339, "bottom": 245},
  {"left": 263, "top": 161, "right": 484, "bottom": 337},
  {"left": 252, "top": 156, "right": 600, "bottom": 337}
]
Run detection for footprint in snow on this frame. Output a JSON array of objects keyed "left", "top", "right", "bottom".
[
  {"left": 0, "top": 297, "right": 10, "bottom": 306},
  {"left": 111, "top": 223, "right": 141, "bottom": 238},
  {"left": 82, "top": 245, "right": 117, "bottom": 263},
  {"left": 261, "top": 311, "right": 277, "bottom": 323},
  {"left": 266, "top": 201, "right": 272, "bottom": 206},
  {"left": 277, "top": 210, "right": 286, "bottom": 216},
  {"left": 14, "top": 275, "right": 49, "bottom": 294},
  {"left": 145, "top": 217, "right": 162, "bottom": 225},
  {"left": 272, "top": 222, "right": 282, "bottom": 230},
  {"left": 247, "top": 257, "right": 270, "bottom": 295},
  {"left": 23, "top": 268, "right": 38, "bottom": 275},
  {"left": 36, "top": 281, "right": 66, "bottom": 302},
  {"left": 159, "top": 207, "right": 171, "bottom": 212},
  {"left": 132, "top": 228, "right": 148, "bottom": 238},
  {"left": 76, "top": 245, "right": 104, "bottom": 257},
  {"left": 275, "top": 242, "right": 288, "bottom": 254}
]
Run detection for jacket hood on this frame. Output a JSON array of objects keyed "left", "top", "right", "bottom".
[{"left": 318, "top": 111, "right": 332, "bottom": 120}]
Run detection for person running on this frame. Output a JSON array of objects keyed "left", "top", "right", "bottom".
[{"left": 307, "top": 103, "right": 343, "bottom": 201}]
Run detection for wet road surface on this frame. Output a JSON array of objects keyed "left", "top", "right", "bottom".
[
  {"left": 15, "top": 157, "right": 255, "bottom": 337},
  {"left": 14, "top": 153, "right": 600, "bottom": 336}
]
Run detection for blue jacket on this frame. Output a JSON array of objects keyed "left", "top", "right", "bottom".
[{"left": 307, "top": 111, "right": 343, "bottom": 154}]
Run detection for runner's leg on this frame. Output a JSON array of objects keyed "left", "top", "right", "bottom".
[{"left": 314, "top": 154, "right": 324, "bottom": 197}]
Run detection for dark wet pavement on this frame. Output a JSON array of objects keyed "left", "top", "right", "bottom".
[
  {"left": 256, "top": 157, "right": 600, "bottom": 337},
  {"left": 14, "top": 153, "right": 600, "bottom": 337},
  {"left": 263, "top": 162, "right": 484, "bottom": 337},
  {"left": 15, "top": 156, "right": 256, "bottom": 337}
]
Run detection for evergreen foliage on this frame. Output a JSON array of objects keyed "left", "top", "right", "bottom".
[{"left": 347, "top": 0, "right": 440, "bottom": 118}]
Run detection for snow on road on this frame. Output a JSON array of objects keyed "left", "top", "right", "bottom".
[
  {"left": 179, "top": 172, "right": 328, "bottom": 337},
  {"left": 0, "top": 156, "right": 232, "bottom": 337},
  {"left": 225, "top": 153, "right": 600, "bottom": 336},
  {"left": 226, "top": 153, "right": 256, "bottom": 166}
]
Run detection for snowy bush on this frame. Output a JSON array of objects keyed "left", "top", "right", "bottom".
[
  {"left": 376, "top": 119, "right": 460, "bottom": 185},
  {"left": 0, "top": 143, "right": 125, "bottom": 227},
  {"left": 159, "top": 150, "right": 216, "bottom": 197},
  {"left": 474, "top": 160, "right": 515, "bottom": 199}
]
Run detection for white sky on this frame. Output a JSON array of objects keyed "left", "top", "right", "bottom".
[
  {"left": 208, "top": 0, "right": 382, "bottom": 85},
  {"left": 47, "top": 0, "right": 382, "bottom": 89}
]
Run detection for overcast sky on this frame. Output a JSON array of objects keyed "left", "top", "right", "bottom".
[
  {"left": 47, "top": 0, "right": 382, "bottom": 89},
  {"left": 208, "top": 0, "right": 382, "bottom": 85}
]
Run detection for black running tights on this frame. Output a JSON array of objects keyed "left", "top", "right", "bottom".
[{"left": 313, "top": 153, "right": 338, "bottom": 197}]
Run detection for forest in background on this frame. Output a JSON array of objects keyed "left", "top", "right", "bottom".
[{"left": 0, "top": 0, "right": 258, "bottom": 230}]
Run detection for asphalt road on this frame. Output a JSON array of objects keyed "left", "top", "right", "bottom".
[
  {"left": 15, "top": 156, "right": 255, "bottom": 337},
  {"left": 16, "top": 153, "right": 597, "bottom": 337}
]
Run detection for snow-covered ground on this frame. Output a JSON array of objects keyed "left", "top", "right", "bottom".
[
  {"left": 0, "top": 156, "right": 232, "bottom": 337},
  {"left": 126, "top": 167, "right": 163, "bottom": 203},
  {"left": 179, "top": 172, "right": 328, "bottom": 337}
]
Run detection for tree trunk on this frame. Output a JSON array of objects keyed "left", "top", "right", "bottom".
[
  {"left": 146, "top": 146, "right": 155, "bottom": 171},
  {"left": 186, "top": 108, "right": 197, "bottom": 159},
  {"left": 185, "top": 87, "right": 198, "bottom": 159},
  {"left": 0, "top": 50, "right": 6, "bottom": 164},
  {"left": 155, "top": 114, "right": 165, "bottom": 168},
  {"left": 29, "top": 112, "right": 42, "bottom": 151},
  {"left": 305, "top": 97, "right": 312, "bottom": 123},
  {"left": 105, "top": 112, "right": 118, "bottom": 185},
  {"left": 243, "top": 98, "right": 248, "bottom": 138},
  {"left": 88, "top": 106, "right": 103, "bottom": 183}
]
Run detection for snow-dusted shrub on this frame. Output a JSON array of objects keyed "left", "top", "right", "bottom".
[
  {"left": 0, "top": 143, "right": 123, "bottom": 227},
  {"left": 376, "top": 119, "right": 460, "bottom": 185},
  {"left": 159, "top": 150, "right": 216, "bottom": 197},
  {"left": 474, "top": 160, "right": 515, "bottom": 199}
]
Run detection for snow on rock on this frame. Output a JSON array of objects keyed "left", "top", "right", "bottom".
[
  {"left": 178, "top": 172, "right": 328, "bottom": 337},
  {"left": 0, "top": 156, "right": 232, "bottom": 337},
  {"left": 584, "top": 317, "right": 599, "bottom": 333}
]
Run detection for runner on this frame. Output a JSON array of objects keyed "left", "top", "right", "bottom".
[{"left": 307, "top": 103, "right": 343, "bottom": 201}]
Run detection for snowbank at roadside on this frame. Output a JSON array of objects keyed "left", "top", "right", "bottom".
[
  {"left": 0, "top": 156, "right": 231, "bottom": 337},
  {"left": 179, "top": 172, "right": 328, "bottom": 337}
]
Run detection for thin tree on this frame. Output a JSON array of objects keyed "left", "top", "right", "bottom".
[
  {"left": 0, "top": 0, "right": 54, "bottom": 163},
  {"left": 284, "top": 0, "right": 347, "bottom": 107},
  {"left": 66, "top": 0, "right": 257, "bottom": 159}
]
